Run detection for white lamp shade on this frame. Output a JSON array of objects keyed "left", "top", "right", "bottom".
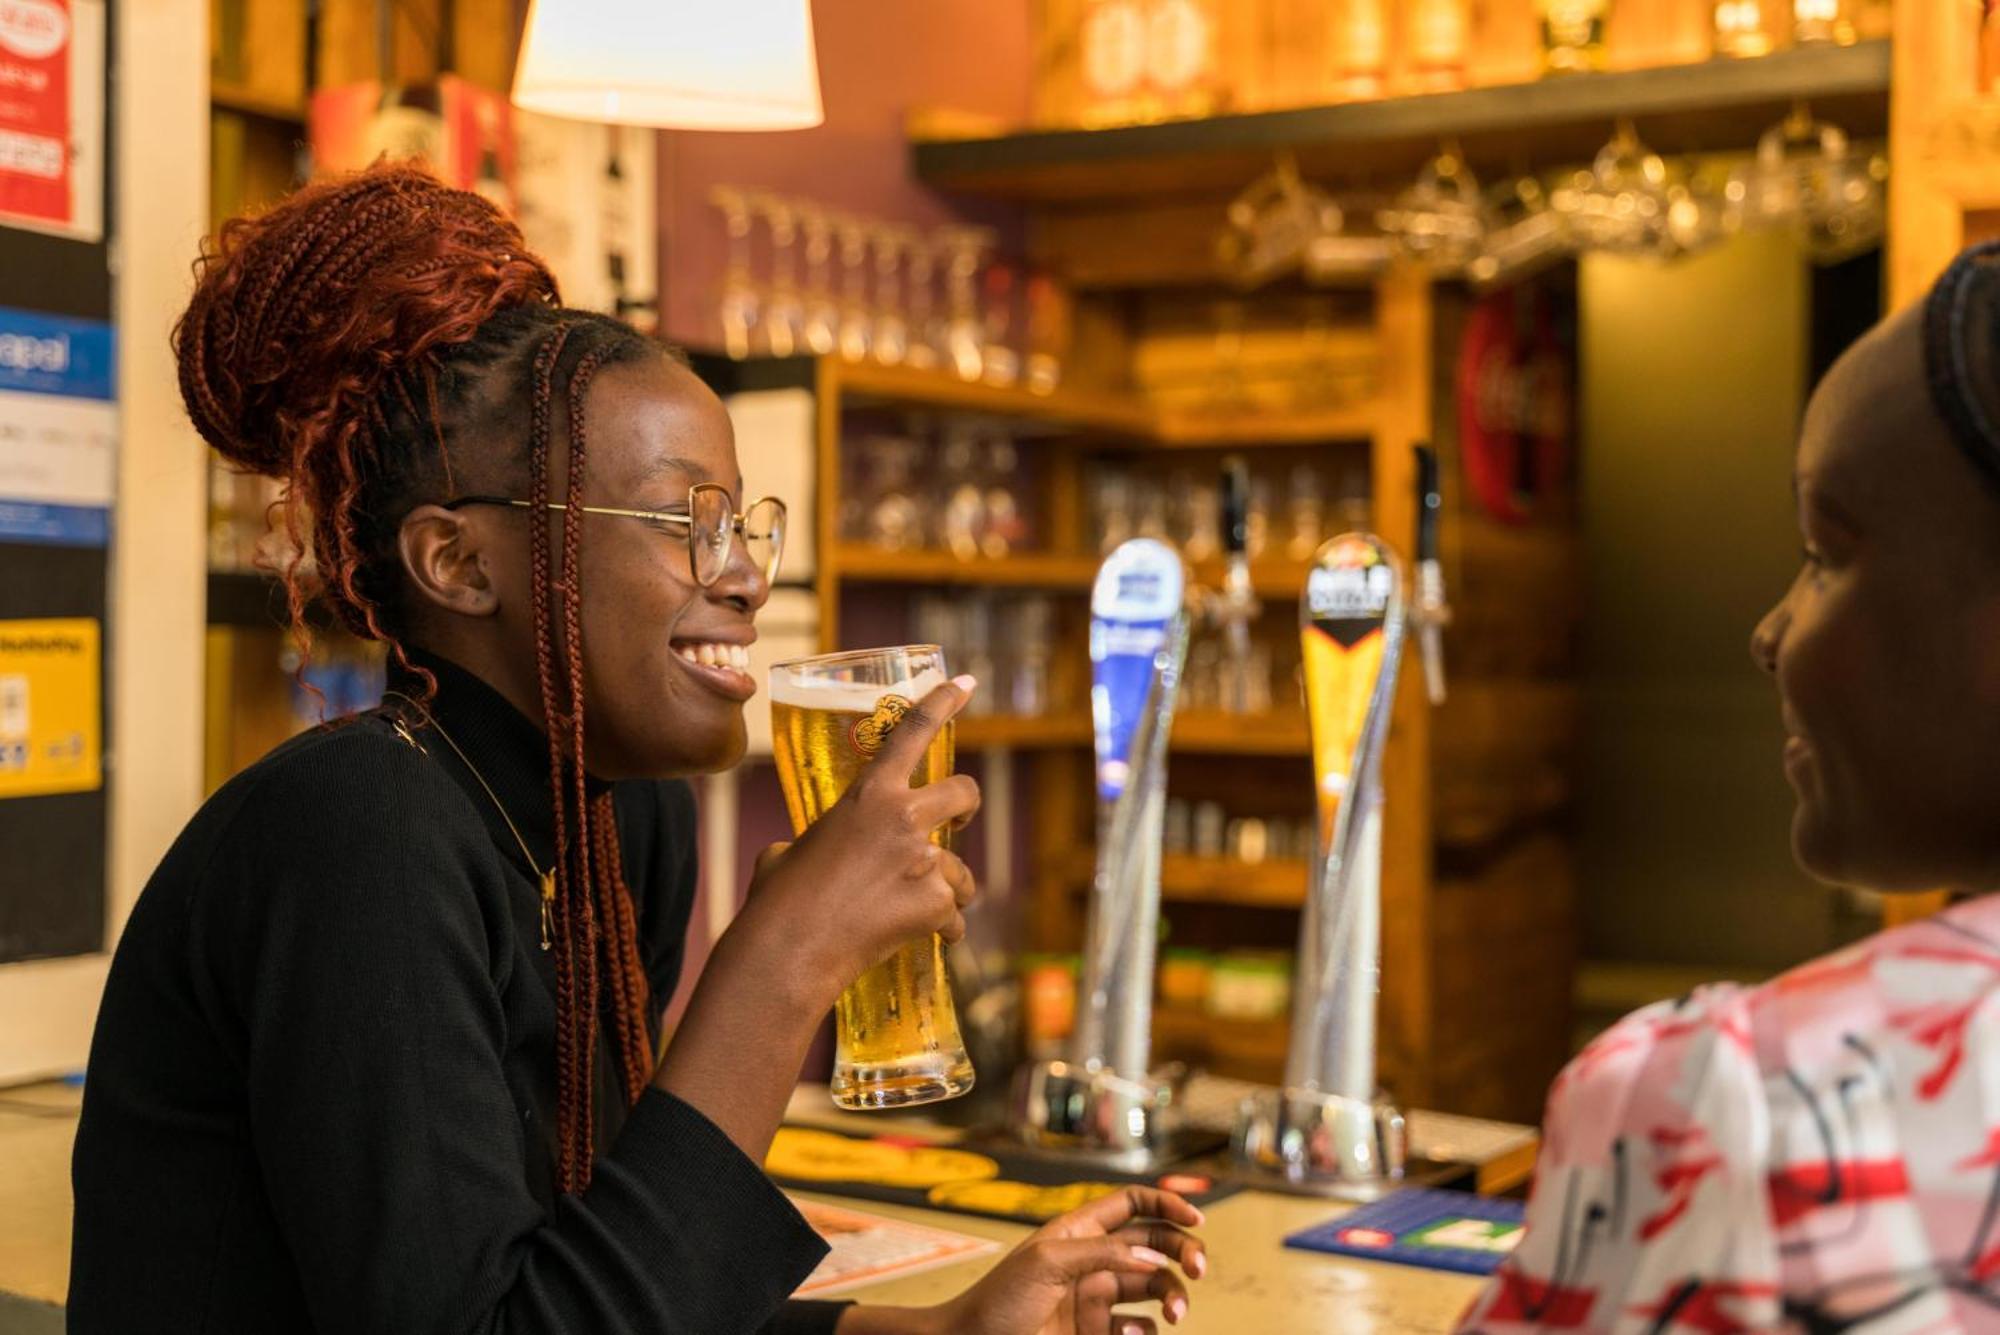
[{"left": 512, "top": 0, "right": 824, "bottom": 130}]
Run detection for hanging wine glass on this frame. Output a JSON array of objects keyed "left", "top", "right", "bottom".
[
  {"left": 1378, "top": 143, "right": 1488, "bottom": 272},
  {"left": 709, "top": 186, "right": 759, "bottom": 361},
  {"left": 870, "top": 223, "right": 911, "bottom": 367},
  {"left": 903, "top": 233, "right": 943, "bottom": 372},
  {"left": 751, "top": 192, "right": 804, "bottom": 359},
  {"left": 834, "top": 213, "right": 874, "bottom": 363},
  {"left": 1732, "top": 106, "right": 1886, "bottom": 263},
  {"left": 1550, "top": 122, "right": 1674, "bottom": 257},
  {"left": 799, "top": 202, "right": 839, "bottom": 357},
  {"left": 1468, "top": 173, "right": 1570, "bottom": 290},
  {"left": 937, "top": 224, "right": 997, "bottom": 383},
  {"left": 1217, "top": 153, "right": 1344, "bottom": 287}
]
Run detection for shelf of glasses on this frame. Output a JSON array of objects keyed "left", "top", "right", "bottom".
[
  {"left": 828, "top": 545, "right": 1101, "bottom": 588},
  {"left": 1162, "top": 854, "right": 1310, "bottom": 906},
  {"left": 911, "top": 40, "right": 1890, "bottom": 203},
  {"left": 828, "top": 360, "right": 1156, "bottom": 437}
]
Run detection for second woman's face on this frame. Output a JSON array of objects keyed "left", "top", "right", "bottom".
[
  {"left": 510, "top": 354, "right": 772, "bottom": 781},
  {"left": 1752, "top": 303, "right": 2000, "bottom": 893}
]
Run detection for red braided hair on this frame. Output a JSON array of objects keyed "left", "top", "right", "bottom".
[{"left": 176, "top": 162, "right": 660, "bottom": 1193}]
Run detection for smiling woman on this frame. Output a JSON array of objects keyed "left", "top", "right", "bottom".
[
  {"left": 1455, "top": 243, "right": 2000, "bottom": 1333},
  {"left": 65, "top": 163, "right": 1202, "bottom": 1335}
]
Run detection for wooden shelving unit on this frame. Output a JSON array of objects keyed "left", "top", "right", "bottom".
[
  {"left": 912, "top": 40, "right": 1891, "bottom": 203},
  {"left": 1159, "top": 855, "right": 1309, "bottom": 907},
  {"left": 829, "top": 360, "right": 1156, "bottom": 437},
  {"left": 829, "top": 546, "right": 1101, "bottom": 590}
]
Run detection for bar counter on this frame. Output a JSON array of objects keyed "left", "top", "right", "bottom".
[{"left": 0, "top": 1080, "right": 1501, "bottom": 1333}]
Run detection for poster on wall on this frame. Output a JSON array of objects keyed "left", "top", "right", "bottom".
[
  {"left": 514, "top": 111, "right": 658, "bottom": 327},
  {"left": 0, "top": 0, "right": 104, "bottom": 242},
  {"left": 0, "top": 305, "right": 115, "bottom": 544},
  {"left": 310, "top": 76, "right": 517, "bottom": 216},
  {"left": 0, "top": 616, "right": 100, "bottom": 799}
]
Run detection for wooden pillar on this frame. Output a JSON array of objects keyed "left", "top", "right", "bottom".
[{"left": 1373, "top": 265, "right": 1435, "bottom": 1108}]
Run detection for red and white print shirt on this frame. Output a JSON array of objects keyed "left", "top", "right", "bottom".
[{"left": 1457, "top": 898, "right": 2000, "bottom": 1333}]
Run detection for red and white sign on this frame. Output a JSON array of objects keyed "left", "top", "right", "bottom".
[{"left": 0, "top": 0, "right": 101, "bottom": 241}]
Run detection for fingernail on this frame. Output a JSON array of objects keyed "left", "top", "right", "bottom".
[
  {"left": 1123, "top": 1323, "right": 1147, "bottom": 1335},
  {"left": 952, "top": 674, "right": 977, "bottom": 693},
  {"left": 1190, "top": 1250, "right": 1206, "bottom": 1278},
  {"left": 1132, "top": 1245, "right": 1172, "bottom": 1268},
  {"left": 1168, "top": 1295, "right": 1187, "bottom": 1323}
]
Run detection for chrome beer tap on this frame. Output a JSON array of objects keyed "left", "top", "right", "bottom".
[
  {"left": 1235, "top": 445, "right": 1449, "bottom": 1195},
  {"left": 1212, "top": 455, "right": 1261, "bottom": 713},
  {"left": 1012, "top": 539, "right": 1190, "bottom": 1169}
]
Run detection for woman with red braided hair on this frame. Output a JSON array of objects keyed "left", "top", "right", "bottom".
[{"left": 66, "top": 164, "right": 1203, "bottom": 1335}]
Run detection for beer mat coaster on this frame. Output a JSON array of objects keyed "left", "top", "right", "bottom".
[
  {"left": 1283, "top": 1187, "right": 1525, "bottom": 1277},
  {"left": 789, "top": 1198, "right": 1001, "bottom": 1297},
  {"left": 766, "top": 1123, "right": 1242, "bottom": 1226}
]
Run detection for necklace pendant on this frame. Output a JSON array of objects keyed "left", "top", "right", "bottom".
[{"left": 538, "top": 869, "right": 557, "bottom": 951}]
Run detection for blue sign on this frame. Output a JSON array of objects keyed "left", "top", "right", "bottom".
[
  {"left": 0, "top": 308, "right": 117, "bottom": 547},
  {"left": 1090, "top": 539, "right": 1183, "bottom": 802},
  {"left": 0, "top": 308, "right": 116, "bottom": 402}
]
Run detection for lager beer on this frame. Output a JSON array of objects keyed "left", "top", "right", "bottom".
[{"left": 770, "top": 645, "right": 975, "bottom": 1110}]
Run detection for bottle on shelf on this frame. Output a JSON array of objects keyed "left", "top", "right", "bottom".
[
  {"left": 1406, "top": 0, "right": 1472, "bottom": 91},
  {"left": 1080, "top": 0, "right": 1149, "bottom": 125},
  {"left": 1789, "top": 0, "right": 1854, "bottom": 44},
  {"left": 1329, "top": 0, "right": 1392, "bottom": 98},
  {"left": 1712, "top": 0, "right": 1781, "bottom": 56},
  {"left": 1540, "top": 0, "right": 1612, "bottom": 72},
  {"left": 1142, "top": 0, "right": 1222, "bottom": 120}
]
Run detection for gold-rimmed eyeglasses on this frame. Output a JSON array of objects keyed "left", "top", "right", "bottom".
[{"left": 443, "top": 483, "right": 786, "bottom": 588}]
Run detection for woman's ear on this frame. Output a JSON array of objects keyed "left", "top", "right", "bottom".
[{"left": 398, "top": 505, "right": 500, "bottom": 618}]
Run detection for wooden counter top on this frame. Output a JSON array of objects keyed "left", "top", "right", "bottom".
[
  {"left": 2, "top": 1080, "right": 1490, "bottom": 1332},
  {"left": 794, "top": 1184, "right": 1484, "bottom": 1331}
]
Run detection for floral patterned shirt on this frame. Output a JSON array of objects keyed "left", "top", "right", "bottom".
[{"left": 1457, "top": 898, "right": 2000, "bottom": 1333}]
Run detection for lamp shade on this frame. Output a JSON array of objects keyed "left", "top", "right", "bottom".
[{"left": 511, "top": 0, "right": 823, "bottom": 130}]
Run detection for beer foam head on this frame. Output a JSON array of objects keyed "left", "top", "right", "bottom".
[{"left": 769, "top": 664, "right": 948, "bottom": 713}]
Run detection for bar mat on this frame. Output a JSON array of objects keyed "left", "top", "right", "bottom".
[
  {"left": 766, "top": 1122, "right": 1241, "bottom": 1226},
  {"left": 1284, "top": 1186, "right": 1524, "bottom": 1276}
]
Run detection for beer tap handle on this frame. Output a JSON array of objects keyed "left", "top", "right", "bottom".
[
  {"left": 1414, "top": 443, "right": 1450, "bottom": 705},
  {"left": 1219, "top": 456, "right": 1255, "bottom": 712},
  {"left": 1222, "top": 455, "right": 1250, "bottom": 568}
]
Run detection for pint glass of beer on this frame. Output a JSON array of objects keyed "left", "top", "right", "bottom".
[{"left": 770, "top": 645, "right": 975, "bottom": 1109}]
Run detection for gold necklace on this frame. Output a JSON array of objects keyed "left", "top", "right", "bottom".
[{"left": 384, "top": 690, "right": 556, "bottom": 952}]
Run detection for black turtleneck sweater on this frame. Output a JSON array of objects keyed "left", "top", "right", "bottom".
[{"left": 69, "top": 652, "right": 845, "bottom": 1335}]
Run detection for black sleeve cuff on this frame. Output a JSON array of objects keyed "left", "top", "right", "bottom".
[{"left": 586, "top": 1088, "right": 831, "bottom": 1334}]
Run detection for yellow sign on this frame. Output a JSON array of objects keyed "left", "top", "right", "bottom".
[{"left": 0, "top": 618, "right": 101, "bottom": 799}]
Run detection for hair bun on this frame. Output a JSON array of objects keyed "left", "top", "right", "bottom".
[{"left": 174, "top": 162, "right": 559, "bottom": 477}]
